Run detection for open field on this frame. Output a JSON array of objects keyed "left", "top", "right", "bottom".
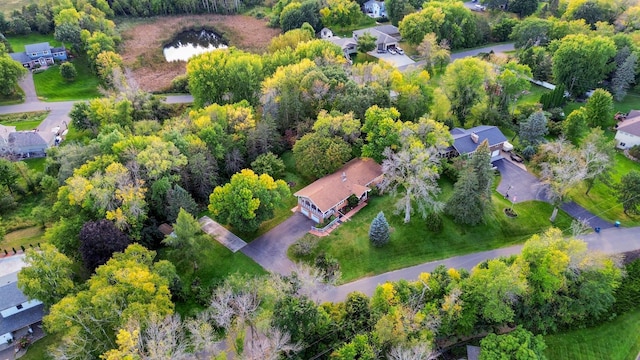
[
  {"left": 545, "top": 309, "right": 640, "bottom": 360},
  {"left": 118, "top": 15, "right": 281, "bottom": 92},
  {"left": 0, "top": 0, "right": 35, "bottom": 16},
  {"left": 293, "top": 179, "right": 573, "bottom": 283},
  {"left": 1, "top": 226, "right": 44, "bottom": 255},
  {"left": 33, "top": 57, "right": 101, "bottom": 101}
]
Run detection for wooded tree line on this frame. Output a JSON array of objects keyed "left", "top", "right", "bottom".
[{"left": 18, "top": 227, "right": 638, "bottom": 359}]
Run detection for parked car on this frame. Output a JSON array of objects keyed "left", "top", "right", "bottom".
[
  {"left": 510, "top": 152, "right": 524, "bottom": 163},
  {"left": 395, "top": 47, "right": 404, "bottom": 55},
  {"left": 388, "top": 48, "right": 397, "bottom": 55},
  {"left": 376, "top": 48, "right": 386, "bottom": 53}
]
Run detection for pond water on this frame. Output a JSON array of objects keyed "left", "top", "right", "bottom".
[{"left": 163, "top": 29, "right": 228, "bottom": 62}]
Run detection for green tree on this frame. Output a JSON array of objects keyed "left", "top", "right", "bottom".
[
  {"left": 385, "top": 0, "right": 411, "bottom": 26},
  {"left": 333, "top": 334, "right": 375, "bottom": 360},
  {"left": 519, "top": 111, "right": 548, "bottom": 147},
  {"left": 0, "top": 44, "right": 27, "bottom": 96},
  {"left": 496, "top": 61, "right": 532, "bottom": 115},
  {"left": 617, "top": 171, "right": 640, "bottom": 215},
  {"left": 416, "top": 33, "right": 451, "bottom": 73},
  {"left": 163, "top": 209, "right": 209, "bottom": 272},
  {"left": 251, "top": 152, "right": 286, "bottom": 179},
  {"left": 320, "top": 0, "right": 361, "bottom": 27},
  {"left": 0, "top": 158, "right": 19, "bottom": 195},
  {"left": 357, "top": 32, "right": 377, "bottom": 53},
  {"left": 45, "top": 244, "right": 175, "bottom": 359},
  {"left": 469, "top": 140, "right": 494, "bottom": 209},
  {"left": 280, "top": 1, "right": 321, "bottom": 32},
  {"left": 509, "top": 0, "right": 539, "bottom": 17},
  {"left": 293, "top": 133, "right": 353, "bottom": 179},
  {"left": 361, "top": 106, "right": 403, "bottom": 162},
  {"left": 563, "top": 108, "right": 588, "bottom": 145},
  {"left": 59, "top": 62, "right": 77, "bottom": 82},
  {"left": 369, "top": 211, "right": 390, "bottom": 247},
  {"left": 510, "top": 18, "right": 550, "bottom": 49},
  {"left": 552, "top": 34, "right": 616, "bottom": 96},
  {"left": 442, "top": 58, "right": 493, "bottom": 122},
  {"left": 17, "top": 244, "right": 76, "bottom": 309},
  {"left": 611, "top": 52, "right": 638, "bottom": 101},
  {"left": 209, "top": 169, "right": 290, "bottom": 233},
  {"left": 584, "top": 88, "right": 614, "bottom": 128},
  {"left": 446, "top": 167, "right": 483, "bottom": 225},
  {"left": 480, "top": 327, "right": 547, "bottom": 360}
]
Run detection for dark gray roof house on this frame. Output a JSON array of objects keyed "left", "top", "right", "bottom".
[
  {"left": 353, "top": 25, "right": 401, "bottom": 51},
  {"left": 7, "top": 131, "right": 49, "bottom": 157},
  {"left": 9, "top": 42, "right": 68, "bottom": 69},
  {"left": 443, "top": 125, "right": 508, "bottom": 161},
  {"left": 0, "top": 282, "right": 44, "bottom": 345}
]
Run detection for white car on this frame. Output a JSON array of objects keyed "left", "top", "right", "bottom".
[
  {"left": 395, "top": 47, "right": 404, "bottom": 55},
  {"left": 387, "top": 48, "right": 397, "bottom": 55}
]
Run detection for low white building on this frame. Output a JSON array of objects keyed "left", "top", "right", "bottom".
[
  {"left": 615, "top": 110, "right": 640, "bottom": 149},
  {"left": 363, "top": 0, "right": 387, "bottom": 18}
]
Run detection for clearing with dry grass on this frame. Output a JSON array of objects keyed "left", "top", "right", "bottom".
[
  {"left": 0, "top": 0, "right": 35, "bottom": 15},
  {"left": 119, "top": 15, "right": 281, "bottom": 92}
]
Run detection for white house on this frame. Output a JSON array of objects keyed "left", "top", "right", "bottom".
[
  {"left": 320, "top": 27, "right": 334, "bottom": 39},
  {"left": 363, "top": 0, "right": 387, "bottom": 18},
  {"left": 615, "top": 110, "right": 640, "bottom": 149}
]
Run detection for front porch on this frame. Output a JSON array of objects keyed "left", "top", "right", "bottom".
[{"left": 308, "top": 201, "right": 369, "bottom": 237}]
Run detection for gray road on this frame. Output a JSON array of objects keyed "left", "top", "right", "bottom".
[
  {"left": 398, "top": 43, "right": 516, "bottom": 71},
  {"left": 317, "top": 225, "right": 640, "bottom": 303},
  {"left": 241, "top": 212, "right": 315, "bottom": 275}
]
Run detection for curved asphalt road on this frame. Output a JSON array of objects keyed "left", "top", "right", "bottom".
[{"left": 397, "top": 43, "right": 516, "bottom": 71}]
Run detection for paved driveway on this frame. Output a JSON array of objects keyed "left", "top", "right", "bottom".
[
  {"left": 494, "top": 158, "right": 547, "bottom": 202},
  {"left": 241, "top": 212, "right": 314, "bottom": 275},
  {"left": 369, "top": 51, "right": 415, "bottom": 68}
]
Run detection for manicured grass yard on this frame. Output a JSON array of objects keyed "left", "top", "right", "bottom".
[
  {"left": 20, "top": 332, "right": 61, "bottom": 360},
  {"left": 33, "top": 57, "right": 101, "bottom": 101},
  {"left": 1, "top": 226, "right": 44, "bottom": 255},
  {"left": 0, "top": 111, "right": 48, "bottom": 130},
  {"left": 569, "top": 152, "right": 640, "bottom": 226},
  {"left": 6, "top": 33, "right": 61, "bottom": 53},
  {"left": 23, "top": 157, "right": 46, "bottom": 172},
  {"left": 160, "top": 238, "right": 266, "bottom": 317},
  {"left": 544, "top": 308, "right": 640, "bottom": 360},
  {"left": 297, "top": 178, "right": 573, "bottom": 283}
]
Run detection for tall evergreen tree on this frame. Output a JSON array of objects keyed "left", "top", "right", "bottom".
[
  {"left": 469, "top": 140, "right": 494, "bottom": 209},
  {"left": 445, "top": 167, "right": 484, "bottom": 225},
  {"left": 369, "top": 211, "right": 390, "bottom": 247}
]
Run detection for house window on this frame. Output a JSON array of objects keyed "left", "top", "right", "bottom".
[
  {"left": 16, "top": 304, "right": 23, "bottom": 310},
  {"left": 620, "top": 142, "right": 626, "bottom": 147},
  {"left": 31, "top": 53, "right": 37, "bottom": 56}
]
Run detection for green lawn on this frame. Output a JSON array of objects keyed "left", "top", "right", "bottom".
[
  {"left": 518, "top": 84, "right": 551, "bottom": 106},
  {"left": 20, "top": 332, "right": 60, "bottom": 360},
  {"left": 296, "top": 179, "right": 573, "bottom": 283},
  {"left": 23, "top": 157, "right": 46, "bottom": 172},
  {"left": 0, "top": 111, "right": 48, "bottom": 130},
  {"left": 1, "top": 226, "right": 44, "bottom": 255},
  {"left": 568, "top": 152, "right": 640, "bottom": 226},
  {"left": 6, "top": 34, "right": 61, "bottom": 53},
  {"left": 160, "top": 238, "right": 266, "bottom": 317},
  {"left": 544, "top": 309, "right": 640, "bottom": 360},
  {"left": 33, "top": 57, "right": 101, "bottom": 101}
]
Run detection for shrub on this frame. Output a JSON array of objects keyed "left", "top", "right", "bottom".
[
  {"left": 369, "top": 211, "right": 390, "bottom": 247},
  {"left": 59, "top": 62, "right": 77, "bottom": 82},
  {"left": 292, "top": 236, "right": 319, "bottom": 257},
  {"left": 629, "top": 145, "right": 640, "bottom": 160},
  {"left": 170, "top": 74, "right": 189, "bottom": 93},
  {"left": 522, "top": 145, "right": 536, "bottom": 160},
  {"left": 347, "top": 194, "right": 359, "bottom": 208},
  {"left": 315, "top": 253, "right": 341, "bottom": 282},
  {"left": 614, "top": 259, "right": 640, "bottom": 314},
  {"left": 426, "top": 212, "right": 443, "bottom": 233}
]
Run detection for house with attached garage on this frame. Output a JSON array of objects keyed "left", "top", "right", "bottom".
[
  {"left": 441, "top": 125, "right": 510, "bottom": 162},
  {"left": 615, "top": 110, "right": 640, "bottom": 149},
  {"left": 294, "top": 158, "right": 383, "bottom": 223},
  {"left": 353, "top": 25, "right": 401, "bottom": 52},
  {"left": 4, "top": 131, "right": 49, "bottom": 158},
  {"left": 9, "top": 42, "right": 67, "bottom": 69}
]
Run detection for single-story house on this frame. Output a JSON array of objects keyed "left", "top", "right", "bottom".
[
  {"left": 441, "top": 125, "right": 508, "bottom": 162},
  {"left": 9, "top": 42, "right": 67, "bottom": 69},
  {"left": 0, "top": 278, "right": 44, "bottom": 346},
  {"left": 325, "top": 37, "right": 358, "bottom": 56},
  {"left": 320, "top": 27, "right": 334, "bottom": 39},
  {"left": 363, "top": 0, "right": 387, "bottom": 18},
  {"left": 615, "top": 110, "right": 640, "bottom": 149},
  {"left": 294, "top": 158, "right": 383, "bottom": 223},
  {"left": 5, "top": 131, "right": 49, "bottom": 158},
  {"left": 353, "top": 25, "right": 401, "bottom": 52}
]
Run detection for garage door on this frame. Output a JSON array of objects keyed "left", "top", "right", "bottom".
[
  {"left": 301, "top": 208, "right": 309, "bottom": 217},
  {"left": 311, "top": 214, "right": 320, "bottom": 223}
]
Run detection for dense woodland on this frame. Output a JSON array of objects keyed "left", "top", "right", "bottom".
[{"left": 1, "top": 0, "right": 640, "bottom": 358}]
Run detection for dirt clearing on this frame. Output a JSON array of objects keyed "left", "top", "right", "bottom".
[{"left": 119, "top": 15, "right": 281, "bottom": 92}]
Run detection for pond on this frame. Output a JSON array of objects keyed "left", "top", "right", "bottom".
[{"left": 163, "top": 29, "right": 228, "bottom": 62}]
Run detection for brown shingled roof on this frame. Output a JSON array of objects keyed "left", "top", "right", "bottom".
[
  {"left": 294, "top": 158, "right": 383, "bottom": 213},
  {"left": 617, "top": 110, "right": 640, "bottom": 137}
]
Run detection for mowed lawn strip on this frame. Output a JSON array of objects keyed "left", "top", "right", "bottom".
[
  {"left": 544, "top": 308, "right": 640, "bottom": 360},
  {"left": 6, "top": 33, "right": 61, "bottom": 52},
  {"left": 298, "top": 178, "right": 573, "bottom": 283},
  {"left": 33, "top": 57, "right": 101, "bottom": 101},
  {"left": 569, "top": 152, "right": 640, "bottom": 226},
  {"left": 0, "top": 111, "right": 48, "bottom": 130}
]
